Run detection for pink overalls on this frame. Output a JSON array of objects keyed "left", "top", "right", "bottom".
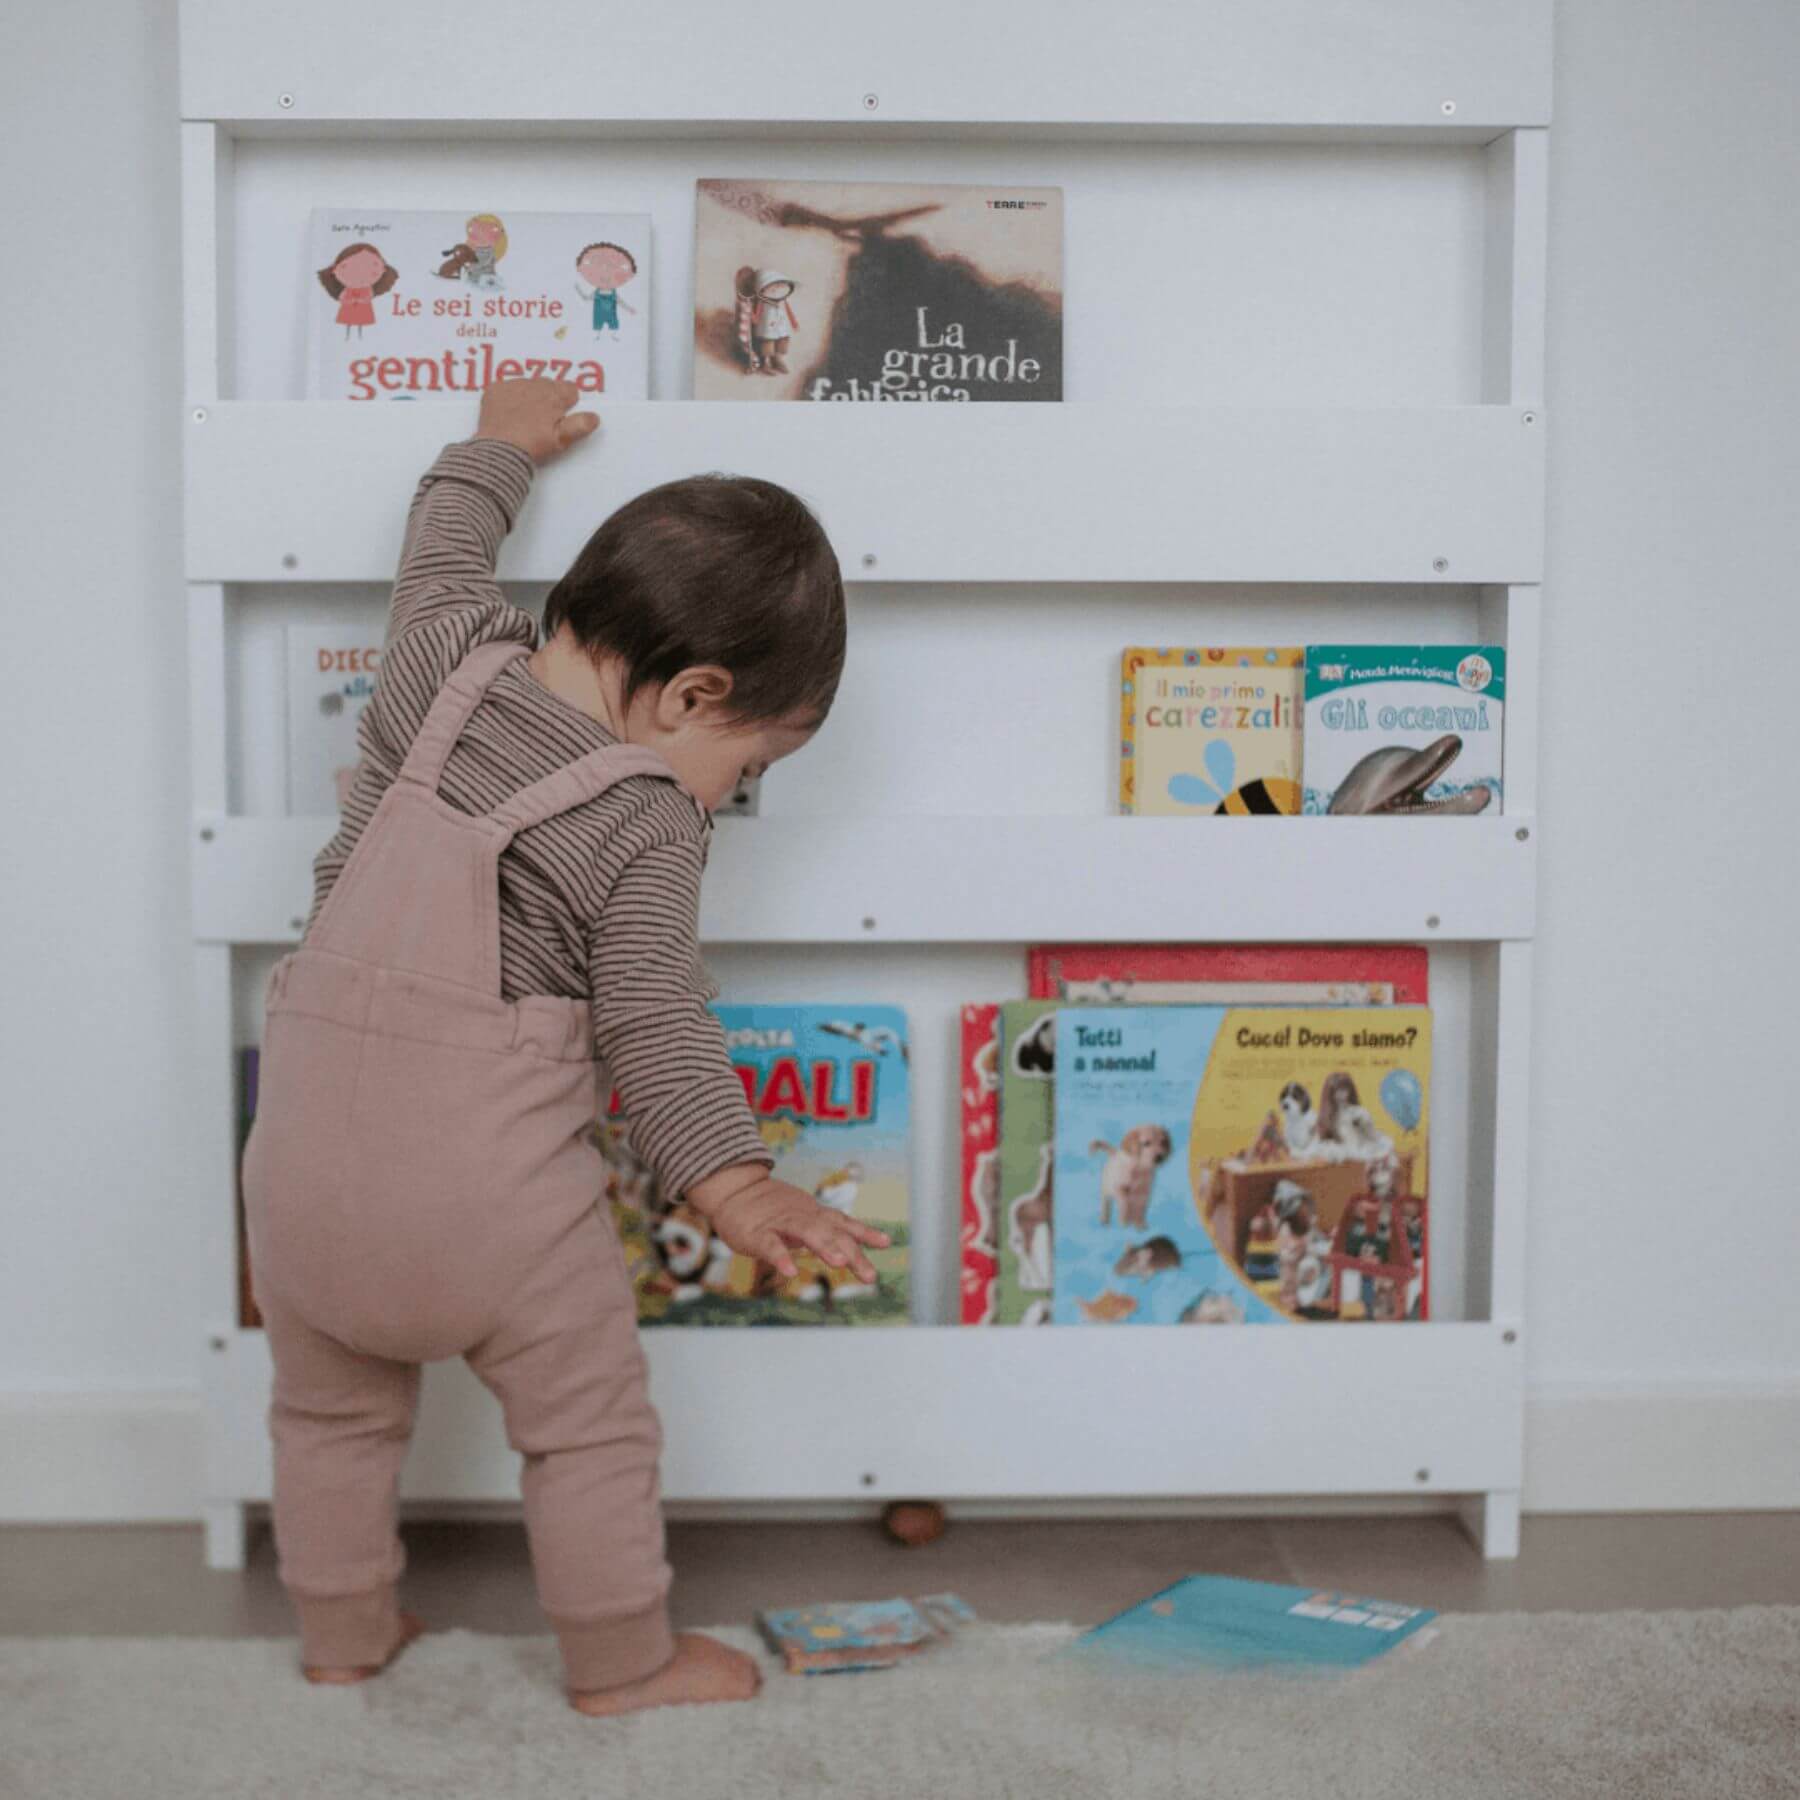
[{"left": 243, "top": 642, "right": 691, "bottom": 1691}]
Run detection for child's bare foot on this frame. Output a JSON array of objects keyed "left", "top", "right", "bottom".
[
  {"left": 569, "top": 1632, "right": 763, "bottom": 1717},
  {"left": 303, "top": 1611, "right": 426, "bottom": 1685}
]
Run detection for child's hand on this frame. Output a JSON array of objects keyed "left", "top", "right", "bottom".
[
  {"left": 474, "top": 376, "right": 597, "bottom": 464},
  {"left": 687, "top": 1166, "right": 891, "bottom": 1284}
]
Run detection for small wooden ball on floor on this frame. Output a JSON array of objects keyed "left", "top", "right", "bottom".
[{"left": 881, "top": 1500, "right": 947, "bottom": 1546}]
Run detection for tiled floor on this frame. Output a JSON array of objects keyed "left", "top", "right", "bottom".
[{"left": 4, "top": 1510, "right": 1799, "bottom": 1638}]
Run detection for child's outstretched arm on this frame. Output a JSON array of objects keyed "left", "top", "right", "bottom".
[{"left": 387, "top": 377, "right": 597, "bottom": 644}]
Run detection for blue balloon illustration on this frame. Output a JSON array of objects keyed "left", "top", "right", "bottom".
[{"left": 1380, "top": 1068, "right": 1422, "bottom": 1132}]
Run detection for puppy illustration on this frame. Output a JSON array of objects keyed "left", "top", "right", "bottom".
[
  {"left": 651, "top": 1204, "right": 736, "bottom": 1303},
  {"left": 967, "top": 1146, "right": 1000, "bottom": 1258},
  {"left": 1093, "top": 1124, "right": 1173, "bottom": 1230},
  {"left": 1011, "top": 1012, "right": 1056, "bottom": 1078},
  {"left": 1008, "top": 1142, "right": 1055, "bottom": 1291},
  {"left": 1113, "top": 1234, "right": 1182, "bottom": 1279},
  {"left": 1278, "top": 1082, "right": 1316, "bottom": 1155},
  {"left": 1181, "top": 1288, "right": 1245, "bottom": 1324}
]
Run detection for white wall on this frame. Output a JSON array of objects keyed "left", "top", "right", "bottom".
[{"left": 2, "top": 0, "right": 1796, "bottom": 1518}]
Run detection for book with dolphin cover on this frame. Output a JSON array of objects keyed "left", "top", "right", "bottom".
[{"left": 1303, "top": 646, "right": 1505, "bottom": 815}]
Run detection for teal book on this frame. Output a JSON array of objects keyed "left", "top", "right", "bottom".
[
  {"left": 1068, "top": 1575, "right": 1436, "bottom": 1672},
  {"left": 757, "top": 1594, "right": 976, "bottom": 1674}
]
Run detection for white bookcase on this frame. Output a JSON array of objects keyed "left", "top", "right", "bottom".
[{"left": 181, "top": 0, "right": 1549, "bottom": 1570}]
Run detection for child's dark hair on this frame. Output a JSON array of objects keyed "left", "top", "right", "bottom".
[
  {"left": 543, "top": 475, "right": 845, "bottom": 725},
  {"left": 577, "top": 240, "right": 638, "bottom": 274}
]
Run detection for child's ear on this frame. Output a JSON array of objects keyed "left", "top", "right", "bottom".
[{"left": 659, "top": 665, "right": 735, "bottom": 724}]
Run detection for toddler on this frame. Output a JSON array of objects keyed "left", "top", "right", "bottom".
[{"left": 242, "top": 377, "right": 887, "bottom": 1717}]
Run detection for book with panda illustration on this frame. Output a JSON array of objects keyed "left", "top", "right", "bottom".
[
  {"left": 692, "top": 179, "right": 1062, "bottom": 402},
  {"left": 1303, "top": 645, "right": 1505, "bottom": 815},
  {"left": 994, "top": 1000, "right": 1060, "bottom": 1325},
  {"left": 1052, "top": 1005, "right": 1432, "bottom": 1325},
  {"left": 1120, "top": 647, "right": 1304, "bottom": 816},
  {"left": 307, "top": 209, "right": 651, "bottom": 402},
  {"left": 603, "top": 1006, "right": 911, "bottom": 1326}
]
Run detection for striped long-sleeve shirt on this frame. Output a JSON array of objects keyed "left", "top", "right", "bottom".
[{"left": 306, "top": 437, "right": 773, "bottom": 1197}]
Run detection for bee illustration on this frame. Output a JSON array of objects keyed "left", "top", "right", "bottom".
[{"left": 1166, "top": 741, "right": 1300, "bottom": 815}]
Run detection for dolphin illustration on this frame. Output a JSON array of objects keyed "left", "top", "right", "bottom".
[{"left": 1327, "top": 734, "right": 1492, "bottom": 816}]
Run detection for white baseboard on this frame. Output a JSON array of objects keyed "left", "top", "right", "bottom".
[
  {"left": 1523, "top": 1379, "right": 1800, "bottom": 1512},
  {"left": 4, "top": 1379, "right": 1796, "bottom": 1524},
  {"left": 0, "top": 1389, "right": 201, "bottom": 1522}
]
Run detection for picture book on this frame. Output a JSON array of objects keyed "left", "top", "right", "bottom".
[
  {"left": 995, "top": 1000, "right": 1060, "bottom": 1325},
  {"left": 692, "top": 179, "right": 1062, "bottom": 402},
  {"left": 1059, "top": 978, "right": 1396, "bottom": 1006},
  {"left": 1304, "top": 645, "right": 1505, "bottom": 816},
  {"left": 1067, "top": 1576, "right": 1435, "bottom": 1672},
  {"left": 603, "top": 1006, "right": 911, "bottom": 1326},
  {"left": 285, "top": 626, "right": 380, "bottom": 816},
  {"left": 1027, "top": 944, "right": 1430, "bottom": 1005},
  {"left": 757, "top": 1594, "right": 976, "bottom": 1675},
  {"left": 1120, "top": 647, "right": 1304, "bottom": 816},
  {"left": 237, "top": 1047, "right": 262, "bottom": 1329},
  {"left": 958, "top": 1004, "right": 1002, "bottom": 1325},
  {"left": 1052, "top": 1006, "right": 1432, "bottom": 1324},
  {"left": 308, "top": 209, "right": 651, "bottom": 402}
]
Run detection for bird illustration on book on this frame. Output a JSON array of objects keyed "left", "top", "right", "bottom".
[
  {"left": 821, "top": 1020, "right": 908, "bottom": 1063},
  {"left": 1327, "top": 734, "right": 1493, "bottom": 816},
  {"left": 1165, "top": 738, "right": 1301, "bottom": 815},
  {"left": 813, "top": 1162, "right": 863, "bottom": 1215}
]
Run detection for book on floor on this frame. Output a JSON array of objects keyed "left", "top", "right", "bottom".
[
  {"left": 692, "top": 178, "right": 1063, "bottom": 402},
  {"left": 1304, "top": 645, "right": 1505, "bottom": 815},
  {"left": 1051, "top": 1005, "right": 1432, "bottom": 1325},
  {"left": 307, "top": 208, "right": 651, "bottom": 401},
  {"left": 1120, "top": 647, "right": 1304, "bottom": 816},
  {"left": 604, "top": 1005, "right": 911, "bottom": 1326},
  {"left": 757, "top": 1594, "right": 977, "bottom": 1675},
  {"left": 1067, "top": 1576, "right": 1436, "bottom": 1672}
]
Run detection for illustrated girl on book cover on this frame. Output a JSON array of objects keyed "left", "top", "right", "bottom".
[
  {"left": 316, "top": 243, "right": 399, "bottom": 339},
  {"left": 436, "top": 212, "right": 508, "bottom": 290}
]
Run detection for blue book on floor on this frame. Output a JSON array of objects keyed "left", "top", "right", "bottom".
[{"left": 1068, "top": 1576, "right": 1436, "bottom": 1672}]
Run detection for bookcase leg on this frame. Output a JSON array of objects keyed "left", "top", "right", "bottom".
[
  {"left": 203, "top": 1500, "right": 248, "bottom": 1572},
  {"left": 1458, "top": 1490, "right": 1521, "bottom": 1561}
]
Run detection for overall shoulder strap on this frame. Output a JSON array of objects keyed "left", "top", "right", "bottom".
[
  {"left": 397, "top": 642, "right": 531, "bottom": 792},
  {"left": 488, "top": 743, "right": 704, "bottom": 843}
]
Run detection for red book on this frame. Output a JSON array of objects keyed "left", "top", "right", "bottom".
[
  {"left": 957, "top": 1004, "right": 1002, "bottom": 1324},
  {"left": 1027, "top": 944, "right": 1429, "bottom": 1005}
]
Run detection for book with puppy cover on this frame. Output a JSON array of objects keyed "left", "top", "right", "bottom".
[
  {"left": 603, "top": 1006, "right": 911, "bottom": 1326},
  {"left": 1120, "top": 648, "right": 1304, "bottom": 816},
  {"left": 1052, "top": 1006, "right": 1432, "bottom": 1326},
  {"left": 692, "top": 179, "right": 1063, "bottom": 402},
  {"left": 1303, "top": 646, "right": 1505, "bottom": 816},
  {"left": 308, "top": 209, "right": 651, "bottom": 401},
  {"left": 958, "top": 1004, "right": 1002, "bottom": 1325}
]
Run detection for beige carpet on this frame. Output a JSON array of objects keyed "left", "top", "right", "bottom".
[{"left": 6, "top": 1611, "right": 1799, "bottom": 1799}]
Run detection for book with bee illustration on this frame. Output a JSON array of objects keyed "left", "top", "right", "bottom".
[
  {"left": 307, "top": 209, "right": 651, "bottom": 402},
  {"left": 1303, "top": 646, "right": 1505, "bottom": 815},
  {"left": 1120, "top": 648, "right": 1305, "bottom": 816},
  {"left": 602, "top": 1006, "right": 911, "bottom": 1326},
  {"left": 692, "top": 179, "right": 1062, "bottom": 402},
  {"left": 1052, "top": 1006, "right": 1432, "bottom": 1325}
]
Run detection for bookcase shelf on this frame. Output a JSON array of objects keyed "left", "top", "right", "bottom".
[
  {"left": 204, "top": 1321, "right": 1524, "bottom": 1505},
  {"left": 196, "top": 814, "right": 1537, "bottom": 946},
  {"left": 185, "top": 401, "right": 1544, "bottom": 588},
  {"left": 181, "top": 0, "right": 1549, "bottom": 1570}
]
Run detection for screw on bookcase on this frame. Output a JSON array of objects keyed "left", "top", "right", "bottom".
[
  {"left": 1515, "top": 827, "right": 1530, "bottom": 842},
  {"left": 1415, "top": 1467, "right": 1432, "bottom": 1483},
  {"left": 861, "top": 553, "right": 878, "bottom": 568},
  {"left": 1502, "top": 1329, "right": 1518, "bottom": 1344},
  {"left": 209, "top": 1335, "right": 228, "bottom": 1352},
  {"left": 862, "top": 93, "right": 880, "bottom": 112},
  {"left": 862, "top": 916, "right": 877, "bottom": 932},
  {"left": 1425, "top": 914, "right": 1440, "bottom": 930},
  {"left": 1522, "top": 411, "right": 1539, "bottom": 426},
  {"left": 1431, "top": 557, "right": 1450, "bottom": 574},
  {"left": 278, "top": 93, "right": 295, "bottom": 110},
  {"left": 1440, "top": 100, "right": 1457, "bottom": 116},
  {"left": 289, "top": 917, "right": 306, "bottom": 932},
  {"left": 281, "top": 554, "right": 298, "bottom": 570},
  {"left": 861, "top": 1472, "right": 878, "bottom": 1487},
  {"left": 191, "top": 408, "right": 208, "bottom": 424},
  {"left": 199, "top": 826, "right": 215, "bottom": 842}
]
